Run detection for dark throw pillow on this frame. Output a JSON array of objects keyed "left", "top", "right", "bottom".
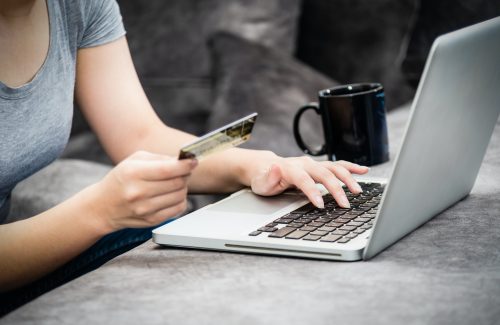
[
  {"left": 208, "top": 32, "right": 338, "bottom": 157},
  {"left": 402, "top": 0, "right": 500, "bottom": 88},
  {"left": 296, "top": 0, "right": 419, "bottom": 110}
]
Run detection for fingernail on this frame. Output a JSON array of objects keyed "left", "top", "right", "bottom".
[
  {"left": 339, "top": 195, "right": 350, "bottom": 208},
  {"left": 314, "top": 195, "right": 324, "bottom": 209},
  {"left": 354, "top": 183, "right": 363, "bottom": 193}
]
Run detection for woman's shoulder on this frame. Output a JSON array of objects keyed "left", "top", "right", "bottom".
[{"left": 56, "top": 0, "right": 125, "bottom": 49}]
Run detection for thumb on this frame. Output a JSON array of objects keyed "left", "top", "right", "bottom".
[{"left": 251, "top": 164, "right": 285, "bottom": 196}]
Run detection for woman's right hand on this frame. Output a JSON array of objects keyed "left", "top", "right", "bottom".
[{"left": 91, "top": 150, "right": 197, "bottom": 232}]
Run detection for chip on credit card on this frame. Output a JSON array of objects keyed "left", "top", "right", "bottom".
[{"left": 178, "top": 113, "right": 258, "bottom": 160}]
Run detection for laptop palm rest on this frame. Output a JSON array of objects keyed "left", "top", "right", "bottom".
[{"left": 155, "top": 190, "right": 306, "bottom": 239}]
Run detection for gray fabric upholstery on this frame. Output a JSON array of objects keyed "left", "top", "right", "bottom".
[
  {"left": 4, "top": 105, "right": 500, "bottom": 324},
  {"left": 209, "top": 32, "right": 337, "bottom": 157},
  {"left": 5, "top": 160, "right": 111, "bottom": 224}
]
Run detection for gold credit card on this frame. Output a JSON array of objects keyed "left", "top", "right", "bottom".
[{"left": 178, "top": 113, "right": 258, "bottom": 160}]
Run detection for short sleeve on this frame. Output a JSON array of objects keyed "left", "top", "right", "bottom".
[{"left": 78, "top": 0, "right": 126, "bottom": 48}]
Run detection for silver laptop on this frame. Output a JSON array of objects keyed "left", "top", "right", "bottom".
[{"left": 153, "top": 17, "right": 500, "bottom": 261}]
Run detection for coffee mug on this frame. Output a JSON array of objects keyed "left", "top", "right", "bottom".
[{"left": 293, "top": 83, "right": 389, "bottom": 166}]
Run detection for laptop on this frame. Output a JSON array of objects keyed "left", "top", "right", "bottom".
[{"left": 153, "top": 17, "right": 500, "bottom": 261}]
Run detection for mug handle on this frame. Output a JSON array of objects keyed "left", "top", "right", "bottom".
[{"left": 293, "top": 102, "right": 326, "bottom": 156}]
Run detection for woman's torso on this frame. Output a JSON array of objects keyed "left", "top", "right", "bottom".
[{"left": 0, "top": 0, "right": 125, "bottom": 223}]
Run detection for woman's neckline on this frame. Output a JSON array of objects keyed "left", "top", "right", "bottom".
[{"left": 0, "top": 0, "right": 54, "bottom": 99}]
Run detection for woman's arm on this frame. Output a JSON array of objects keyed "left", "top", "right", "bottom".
[
  {"left": 0, "top": 152, "right": 195, "bottom": 292},
  {"left": 76, "top": 37, "right": 368, "bottom": 209},
  {"left": 0, "top": 184, "right": 105, "bottom": 291}
]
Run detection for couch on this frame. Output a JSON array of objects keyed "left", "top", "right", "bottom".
[{"left": 3, "top": 0, "right": 500, "bottom": 322}]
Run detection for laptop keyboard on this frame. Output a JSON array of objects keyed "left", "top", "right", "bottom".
[{"left": 248, "top": 182, "right": 384, "bottom": 244}]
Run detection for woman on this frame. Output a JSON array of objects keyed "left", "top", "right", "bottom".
[{"left": 0, "top": 0, "right": 368, "bottom": 313}]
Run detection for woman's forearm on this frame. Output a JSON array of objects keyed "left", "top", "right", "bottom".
[
  {"left": 131, "top": 124, "right": 272, "bottom": 193},
  {"left": 0, "top": 184, "right": 109, "bottom": 292}
]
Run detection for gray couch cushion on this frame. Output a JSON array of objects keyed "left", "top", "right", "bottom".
[
  {"left": 208, "top": 32, "right": 338, "bottom": 157},
  {"left": 6, "top": 160, "right": 111, "bottom": 224}
]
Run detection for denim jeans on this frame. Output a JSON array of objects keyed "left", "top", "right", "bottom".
[{"left": 0, "top": 221, "right": 170, "bottom": 317}]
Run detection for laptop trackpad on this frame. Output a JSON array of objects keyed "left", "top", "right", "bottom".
[{"left": 206, "top": 191, "right": 303, "bottom": 215}]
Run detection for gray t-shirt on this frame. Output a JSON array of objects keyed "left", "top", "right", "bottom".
[{"left": 0, "top": 0, "right": 126, "bottom": 223}]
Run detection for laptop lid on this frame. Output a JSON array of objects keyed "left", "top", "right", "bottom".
[{"left": 363, "top": 17, "right": 500, "bottom": 259}]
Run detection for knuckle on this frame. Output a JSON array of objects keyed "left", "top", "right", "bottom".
[
  {"left": 301, "top": 156, "right": 314, "bottom": 164},
  {"left": 124, "top": 186, "right": 142, "bottom": 202},
  {"left": 135, "top": 150, "right": 148, "bottom": 156},
  {"left": 317, "top": 168, "right": 332, "bottom": 180},
  {"left": 297, "top": 173, "right": 311, "bottom": 185},
  {"left": 145, "top": 214, "right": 163, "bottom": 226},
  {"left": 133, "top": 203, "right": 150, "bottom": 216},
  {"left": 121, "top": 164, "right": 139, "bottom": 180}
]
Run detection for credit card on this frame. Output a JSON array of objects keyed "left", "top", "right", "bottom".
[{"left": 178, "top": 113, "right": 258, "bottom": 160}]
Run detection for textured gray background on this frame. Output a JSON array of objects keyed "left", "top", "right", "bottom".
[{"left": 3, "top": 106, "right": 499, "bottom": 325}]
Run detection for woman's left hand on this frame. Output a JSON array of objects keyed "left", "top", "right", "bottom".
[{"left": 249, "top": 152, "right": 369, "bottom": 209}]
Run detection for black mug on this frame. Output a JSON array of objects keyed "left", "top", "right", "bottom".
[{"left": 293, "top": 83, "right": 389, "bottom": 166}]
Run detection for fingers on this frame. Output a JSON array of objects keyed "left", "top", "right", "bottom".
[
  {"left": 280, "top": 164, "right": 325, "bottom": 209},
  {"left": 129, "top": 187, "right": 188, "bottom": 218},
  {"left": 138, "top": 176, "right": 189, "bottom": 198},
  {"left": 274, "top": 158, "right": 370, "bottom": 209},
  {"left": 321, "top": 162, "right": 363, "bottom": 194},
  {"left": 306, "top": 164, "right": 351, "bottom": 208},
  {"left": 128, "top": 157, "right": 197, "bottom": 181},
  {"left": 145, "top": 199, "right": 189, "bottom": 225},
  {"left": 334, "top": 160, "right": 370, "bottom": 175}
]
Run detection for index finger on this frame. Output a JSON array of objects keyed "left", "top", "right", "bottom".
[{"left": 281, "top": 166, "right": 325, "bottom": 209}]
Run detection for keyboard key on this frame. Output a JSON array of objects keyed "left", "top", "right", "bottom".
[
  {"left": 337, "top": 238, "right": 351, "bottom": 243},
  {"left": 290, "top": 203, "right": 315, "bottom": 215},
  {"left": 360, "top": 203, "right": 379, "bottom": 208},
  {"left": 332, "top": 229, "right": 349, "bottom": 236},
  {"left": 355, "top": 217, "right": 371, "bottom": 223},
  {"left": 303, "top": 235, "right": 322, "bottom": 241},
  {"left": 353, "top": 228, "right": 366, "bottom": 234},
  {"left": 345, "top": 233, "right": 359, "bottom": 239},
  {"left": 249, "top": 231, "right": 262, "bottom": 236},
  {"left": 300, "top": 226, "right": 317, "bottom": 232},
  {"left": 310, "top": 230, "right": 328, "bottom": 236},
  {"left": 318, "top": 226, "right": 336, "bottom": 232},
  {"left": 341, "top": 214, "right": 358, "bottom": 220},
  {"left": 309, "top": 222, "right": 326, "bottom": 227},
  {"left": 335, "top": 218, "right": 351, "bottom": 224},
  {"left": 258, "top": 227, "right": 278, "bottom": 232},
  {"left": 340, "top": 225, "right": 356, "bottom": 231},
  {"left": 269, "top": 227, "right": 296, "bottom": 238},
  {"left": 266, "top": 223, "right": 278, "bottom": 227},
  {"left": 285, "top": 230, "right": 310, "bottom": 239},
  {"left": 320, "top": 234, "right": 342, "bottom": 242},
  {"left": 326, "top": 222, "right": 344, "bottom": 228},
  {"left": 275, "top": 218, "right": 293, "bottom": 224},
  {"left": 288, "top": 223, "right": 305, "bottom": 228},
  {"left": 360, "top": 224, "right": 373, "bottom": 230},
  {"left": 347, "top": 221, "right": 364, "bottom": 227}
]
